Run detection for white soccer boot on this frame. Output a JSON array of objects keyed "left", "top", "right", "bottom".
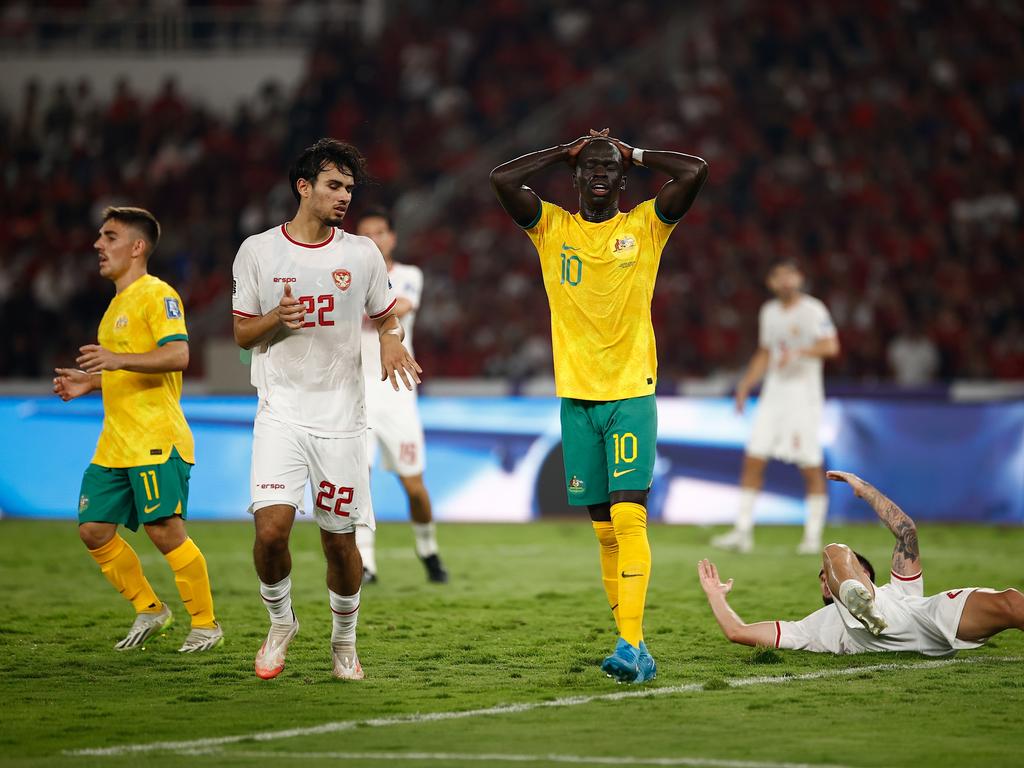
[
  {"left": 331, "top": 642, "right": 364, "bottom": 680},
  {"left": 179, "top": 622, "right": 224, "bottom": 653},
  {"left": 114, "top": 604, "right": 173, "bottom": 651},
  {"left": 839, "top": 579, "right": 888, "bottom": 636},
  {"left": 711, "top": 528, "right": 753, "bottom": 554},
  {"left": 254, "top": 617, "right": 299, "bottom": 679}
]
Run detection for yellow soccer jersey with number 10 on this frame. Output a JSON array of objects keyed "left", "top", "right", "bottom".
[
  {"left": 92, "top": 274, "right": 195, "bottom": 468},
  {"left": 525, "top": 198, "right": 679, "bottom": 401}
]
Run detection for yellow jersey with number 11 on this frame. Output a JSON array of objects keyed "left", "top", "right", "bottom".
[
  {"left": 93, "top": 274, "right": 195, "bottom": 468},
  {"left": 524, "top": 198, "right": 679, "bottom": 401}
]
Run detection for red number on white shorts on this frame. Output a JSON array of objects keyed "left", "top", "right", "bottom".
[{"left": 315, "top": 481, "right": 354, "bottom": 517}]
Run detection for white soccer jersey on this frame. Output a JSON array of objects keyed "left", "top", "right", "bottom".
[
  {"left": 232, "top": 224, "right": 396, "bottom": 437},
  {"left": 758, "top": 295, "right": 837, "bottom": 406},
  {"left": 775, "top": 571, "right": 986, "bottom": 657},
  {"left": 361, "top": 262, "right": 423, "bottom": 404}
]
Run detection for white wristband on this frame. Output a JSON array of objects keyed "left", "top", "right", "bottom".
[{"left": 632, "top": 147, "right": 645, "bottom": 166}]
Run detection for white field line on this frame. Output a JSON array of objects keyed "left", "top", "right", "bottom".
[
  {"left": 210, "top": 749, "right": 853, "bottom": 768},
  {"left": 65, "top": 656, "right": 1020, "bottom": 758}
]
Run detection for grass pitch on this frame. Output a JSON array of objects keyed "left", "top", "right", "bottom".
[{"left": 1, "top": 520, "right": 1022, "bottom": 767}]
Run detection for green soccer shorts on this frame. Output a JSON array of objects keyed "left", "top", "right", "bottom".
[
  {"left": 560, "top": 394, "right": 657, "bottom": 506},
  {"left": 78, "top": 448, "right": 192, "bottom": 531}
]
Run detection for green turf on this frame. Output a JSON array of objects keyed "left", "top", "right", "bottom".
[{"left": 1, "top": 520, "right": 1022, "bottom": 767}]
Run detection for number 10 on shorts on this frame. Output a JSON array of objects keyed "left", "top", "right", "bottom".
[{"left": 316, "top": 481, "right": 354, "bottom": 517}]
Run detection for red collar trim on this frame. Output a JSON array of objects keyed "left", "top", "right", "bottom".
[{"left": 281, "top": 223, "right": 336, "bottom": 249}]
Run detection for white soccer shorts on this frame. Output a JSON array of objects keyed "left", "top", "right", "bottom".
[
  {"left": 249, "top": 413, "right": 375, "bottom": 534},
  {"left": 365, "top": 391, "right": 426, "bottom": 477},
  {"left": 746, "top": 395, "right": 823, "bottom": 468}
]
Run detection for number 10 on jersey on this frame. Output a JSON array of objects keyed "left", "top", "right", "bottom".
[{"left": 560, "top": 247, "right": 582, "bottom": 286}]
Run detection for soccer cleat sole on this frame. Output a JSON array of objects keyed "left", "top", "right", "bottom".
[{"left": 842, "top": 582, "right": 888, "bottom": 636}]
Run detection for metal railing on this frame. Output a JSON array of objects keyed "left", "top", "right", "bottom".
[{"left": 0, "top": 3, "right": 375, "bottom": 52}]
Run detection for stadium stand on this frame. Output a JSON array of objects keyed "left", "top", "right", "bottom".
[{"left": 1, "top": 0, "right": 1021, "bottom": 383}]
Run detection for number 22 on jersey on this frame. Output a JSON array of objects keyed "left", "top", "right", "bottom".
[{"left": 299, "top": 294, "right": 334, "bottom": 327}]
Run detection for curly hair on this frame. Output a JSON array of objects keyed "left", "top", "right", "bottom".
[{"left": 288, "top": 138, "right": 369, "bottom": 203}]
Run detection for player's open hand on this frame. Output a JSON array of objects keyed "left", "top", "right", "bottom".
[
  {"left": 380, "top": 335, "right": 423, "bottom": 392},
  {"left": 826, "top": 470, "right": 870, "bottom": 498},
  {"left": 698, "top": 558, "right": 734, "bottom": 598},
  {"left": 53, "top": 367, "right": 95, "bottom": 401},
  {"left": 76, "top": 344, "right": 123, "bottom": 373},
  {"left": 277, "top": 284, "right": 305, "bottom": 330}
]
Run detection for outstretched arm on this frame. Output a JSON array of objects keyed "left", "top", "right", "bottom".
[
  {"left": 489, "top": 135, "right": 592, "bottom": 227},
  {"left": 697, "top": 559, "right": 779, "bottom": 647},
  {"left": 606, "top": 136, "right": 708, "bottom": 222},
  {"left": 827, "top": 471, "right": 921, "bottom": 577}
]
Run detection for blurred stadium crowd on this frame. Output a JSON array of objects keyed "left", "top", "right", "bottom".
[{"left": 2, "top": 0, "right": 1021, "bottom": 384}]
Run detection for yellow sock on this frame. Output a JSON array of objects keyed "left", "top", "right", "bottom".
[
  {"left": 88, "top": 535, "right": 162, "bottom": 614},
  {"left": 610, "top": 502, "right": 651, "bottom": 648},
  {"left": 591, "top": 520, "right": 620, "bottom": 630},
  {"left": 164, "top": 538, "right": 217, "bottom": 629}
]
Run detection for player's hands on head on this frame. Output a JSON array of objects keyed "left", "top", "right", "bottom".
[
  {"left": 379, "top": 336, "right": 423, "bottom": 392},
  {"left": 76, "top": 345, "right": 123, "bottom": 374},
  {"left": 697, "top": 558, "right": 733, "bottom": 597},
  {"left": 564, "top": 129, "right": 608, "bottom": 167},
  {"left": 826, "top": 470, "right": 870, "bottom": 498},
  {"left": 276, "top": 283, "right": 305, "bottom": 330},
  {"left": 53, "top": 367, "right": 94, "bottom": 401}
]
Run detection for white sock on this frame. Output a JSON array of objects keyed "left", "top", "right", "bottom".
[
  {"left": 329, "top": 589, "right": 360, "bottom": 646},
  {"left": 259, "top": 576, "right": 293, "bottom": 626},
  {"left": 735, "top": 488, "right": 757, "bottom": 534},
  {"left": 803, "top": 494, "right": 828, "bottom": 543},
  {"left": 412, "top": 522, "right": 438, "bottom": 558},
  {"left": 355, "top": 525, "right": 377, "bottom": 575}
]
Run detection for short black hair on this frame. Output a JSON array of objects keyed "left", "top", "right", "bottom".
[
  {"left": 358, "top": 206, "right": 393, "bottom": 230},
  {"left": 101, "top": 206, "right": 160, "bottom": 255},
  {"left": 768, "top": 258, "right": 802, "bottom": 275},
  {"left": 853, "top": 551, "right": 876, "bottom": 583},
  {"left": 288, "top": 138, "right": 369, "bottom": 203}
]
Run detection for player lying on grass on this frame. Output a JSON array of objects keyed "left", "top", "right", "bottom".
[{"left": 699, "top": 470, "right": 1024, "bottom": 655}]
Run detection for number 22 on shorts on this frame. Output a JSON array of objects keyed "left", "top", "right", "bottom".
[{"left": 316, "top": 481, "right": 354, "bottom": 517}]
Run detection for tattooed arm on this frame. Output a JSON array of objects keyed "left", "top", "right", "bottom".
[{"left": 827, "top": 471, "right": 921, "bottom": 577}]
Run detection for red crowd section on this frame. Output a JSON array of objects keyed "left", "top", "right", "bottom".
[{"left": 2, "top": 0, "right": 1021, "bottom": 383}]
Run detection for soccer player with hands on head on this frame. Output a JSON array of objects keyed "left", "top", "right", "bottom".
[
  {"left": 699, "top": 470, "right": 1024, "bottom": 655},
  {"left": 232, "top": 138, "right": 420, "bottom": 682},
  {"left": 54, "top": 206, "right": 222, "bottom": 654},
  {"left": 491, "top": 127, "right": 707, "bottom": 683}
]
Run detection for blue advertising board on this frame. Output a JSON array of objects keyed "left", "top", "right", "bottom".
[{"left": 1, "top": 395, "right": 1021, "bottom": 525}]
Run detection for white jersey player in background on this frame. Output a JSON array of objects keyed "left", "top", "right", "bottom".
[
  {"left": 232, "top": 139, "right": 421, "bottom": 681},
  {"left": 714, "top": 260, "right": 839, "bottom": 554},
  {"left": 355, "top": 208, "right": 448, "bottom": 584},
  {"left": 699, "top": 470, "right": 1024, "bottom": 655}
]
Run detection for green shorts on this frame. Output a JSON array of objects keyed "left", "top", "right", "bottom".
[
  {"left": 560, "top": 394, "right": 657, "bottom": 506},
  {"left": 78, "top": 448, "right": 192, "bottom": 531}
]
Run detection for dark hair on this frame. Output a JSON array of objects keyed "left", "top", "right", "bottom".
[
  {"left": 853, "top": 551, "right": 876, "bottom": 583},
  {"left": 768, "top": 258, "right": 802, "bottom": 275},
  {"left": 101, "top": 206, "right": 160, "bottom": 255},
  {"left": 288, "top": 138, "right": 369, "bottom": 203},
  {"left": 358, "top": 206, "right": 394, "bottom": 230}
]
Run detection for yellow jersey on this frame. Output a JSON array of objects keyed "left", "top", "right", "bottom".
[
  {"left": 93, "top": 274, "right": 194, "bottom": 468},
  {"left": 524, "top": 198, "right": 678, "bottom": 400}
]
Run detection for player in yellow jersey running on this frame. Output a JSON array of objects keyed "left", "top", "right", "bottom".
[
  {"left": 53, "top": 207, "right": 222, "bottom": 653},
  {"left": 491, "top": 129, "right": 707, "bottom": 683}
]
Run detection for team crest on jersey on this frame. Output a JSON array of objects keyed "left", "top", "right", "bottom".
[
  {"left": 115, "top": 314, "right": 129, "bottom": 329},
  {"left": 612, "top": 235, "right": 637, "bottom": 253},
  {"left": 568, "top": 475, "right": 585, "bottom": 494},
  {"left": 332, "top": 269, "right": 352, "bottom": 292},
  {"left": 164, "top": 297, "right": 182, "bottom": 319}
]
